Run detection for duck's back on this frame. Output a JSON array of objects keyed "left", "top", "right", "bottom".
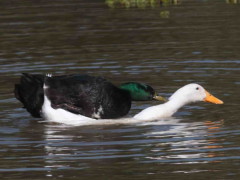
[{"left": 45, "top": 74, "right": 131, "bottom": 119}]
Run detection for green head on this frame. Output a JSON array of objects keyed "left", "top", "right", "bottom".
[{"left": 119, "top": 82, "right": 166, "bottom": 101}]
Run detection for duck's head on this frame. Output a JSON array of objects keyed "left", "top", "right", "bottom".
[
  {"left": 119, "top": 82, "right": 166, "bottom": 101},
  {"left": 169, "top": 83, "right": 223, "bottom": 105}
]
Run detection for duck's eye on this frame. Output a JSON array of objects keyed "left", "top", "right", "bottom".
[{"left": 196, "top": 87, "right": 199, "bottom": 90}]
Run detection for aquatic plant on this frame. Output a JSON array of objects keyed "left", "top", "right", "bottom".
[
  {"left": 105, "top": 0, "right": 180, "bottom": 8},
  {"left": 226, "top": 0, "right": 240, "bottom": 4}
]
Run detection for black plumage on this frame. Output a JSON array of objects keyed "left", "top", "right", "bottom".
[
  {"left": 14, "top": 73, "right": 44, "bottom": 118},
  {"left": 44, "top": 74, "right": 131, "bottom": 119},
  {"left": 14, "top": 73, "right": 133, "bottom": 119}
]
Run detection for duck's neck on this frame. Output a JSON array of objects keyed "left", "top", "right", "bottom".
[
  {"left": 134, "top": 95, "right": 189, "bottom": 120},
  {"left": 164, "top": 97, "right": 189, "bottom": 115}
]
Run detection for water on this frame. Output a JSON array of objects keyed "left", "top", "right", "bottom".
[{"left": 0, "top": 0, "right": 240, "bottom": 179}]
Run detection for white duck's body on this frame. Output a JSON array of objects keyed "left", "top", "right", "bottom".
[{"left": 133, "top": 101, "right": 183, "bottom": 120}]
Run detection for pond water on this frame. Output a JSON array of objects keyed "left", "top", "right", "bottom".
[{"left": 0, "top": 0, "right": 240, "bottom": 179}]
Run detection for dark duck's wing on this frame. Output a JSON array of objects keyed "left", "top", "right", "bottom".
[
  {"left": 44, "top": 74, "right": 132, "bottom": 119},
  {"left": 14, "top": 73, "right": 132, "bottom": 119}
]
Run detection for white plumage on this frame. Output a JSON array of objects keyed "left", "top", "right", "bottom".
[{"left": 134, "top": 83, "right": 223, "bottom": 120}]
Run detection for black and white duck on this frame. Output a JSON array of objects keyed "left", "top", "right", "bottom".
[{"left": 14, "top": 73, "right": 165, "bottom": 120}]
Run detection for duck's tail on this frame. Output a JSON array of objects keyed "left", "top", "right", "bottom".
[{"left": 14, "top": 73, "right": 45, "bottom": 118}]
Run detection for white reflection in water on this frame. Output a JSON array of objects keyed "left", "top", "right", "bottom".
[
  {"left": 144, "top": 120, "right": 225, "bottom": 164},
  {"left": 42, "top": 118, "right": 225, "bottom": 172}
]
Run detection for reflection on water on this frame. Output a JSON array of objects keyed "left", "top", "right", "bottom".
[
  {"left": 0, "top": 0, "right": 240, "bottom": 179},
  {"left": 41, "top": 118, "right": 240, "bottom": 177},
  {"left": 144, "top": 120, "right": 226, "bottom": 163}
]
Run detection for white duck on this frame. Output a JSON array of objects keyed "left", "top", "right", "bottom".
[{"left": 134, "top": 83, "right": 223, "bottom": 120}]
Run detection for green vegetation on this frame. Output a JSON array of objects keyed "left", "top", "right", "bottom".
[
  {"left": 105, "top": 0, "right": 239, "bottom": 8},
  {"left": 226, "top": 0, "right": 240, "bottom": 4},
  {"left": 105, "top": 0, "right": 180, "bottom": 8}
]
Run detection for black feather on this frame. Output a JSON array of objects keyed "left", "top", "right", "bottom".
[
  {"left": 14, "top": 73, "right": 44, "bottom": 118},
  {"left": 14, "top": 73, "right": 132, "bottom": 119}
]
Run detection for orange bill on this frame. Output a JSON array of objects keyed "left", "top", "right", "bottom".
[{"left": 204, "top": 91, "right": 224, "bottom": 104}]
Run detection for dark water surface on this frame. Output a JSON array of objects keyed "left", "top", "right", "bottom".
[{"left": 0, "top": 0, "right": 240, "bottom": 179}]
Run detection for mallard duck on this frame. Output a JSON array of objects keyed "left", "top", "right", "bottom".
[
  {"left": 14, "top": 73, "right": 165, "bottom": 119},
  {"left": 134, "top": 83, "right": 223, "bottom": 120}
]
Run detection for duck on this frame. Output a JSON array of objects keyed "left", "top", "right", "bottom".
[
  {"left": 39, "top": 83, "right": 223, "bottom": 125},
  {"left": 14, "top": 73, "right": 165, "bottom": 120},
  {"left": 134, "top": 83, "right": 223, "bottom": 120}
]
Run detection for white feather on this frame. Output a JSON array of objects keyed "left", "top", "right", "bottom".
[
  {"left": 134, "top": 84, "right": 207, "bottom": 120},
  {"left": 42, "top": 94, "right": 96, "bottom": 125}
]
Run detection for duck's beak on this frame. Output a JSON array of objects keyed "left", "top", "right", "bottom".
[
  {"left": 204, "top": 91, "right": 223, "bottom": 104},
  {"left": 153, "top": 93, "right": 168, "bottom": 102}
]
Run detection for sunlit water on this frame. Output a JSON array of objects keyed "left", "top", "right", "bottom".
[{"left": 0, "top": 0, "right": 240, "bottom": 179}]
